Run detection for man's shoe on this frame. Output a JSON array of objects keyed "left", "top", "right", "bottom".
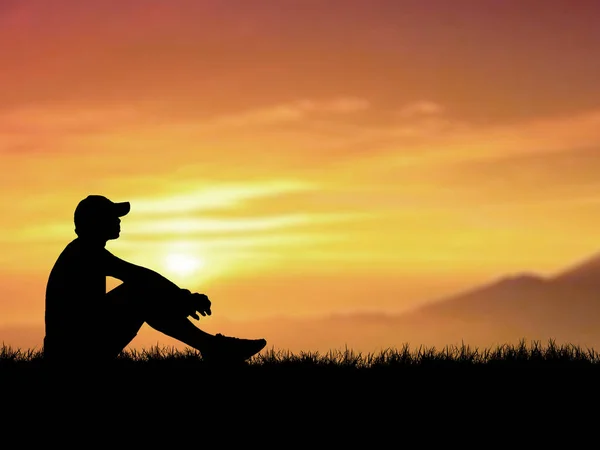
[{"left": 201, "top": 334, "right": 267, "bottom": 363}]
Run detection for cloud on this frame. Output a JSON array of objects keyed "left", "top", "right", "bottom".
[
  {"left": 127, "top": 180, "right": 317, "bottom": 214},
  {"left": 0, "top": 105, "right": 143, "bottom": 136},
  {"left": 0, "top": 97, "right": 370, "bottom": 155},
  {"left": 3, "top": 171, "right": 362, "bottom": 245},
  {"left": 398, "top": 101, "right": 444, "bottom": 118},
  {"left": 308, "top": 98, "right": 371, "bottom": 114},
  {"left": 340, "top": 107, "right": 600, "bottom": 175},
  {"left": 199, "top": 97, "right": 370, "bottom": 129},
  {"left": 123, "top": 212, "right": 359, "bottom": 236},
  {"left": 3, "top": 97, "right": 600, "bottom": 179}
]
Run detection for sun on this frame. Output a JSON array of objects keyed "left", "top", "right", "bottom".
[{"left": 164, "top": 253, "right": 204, "bottom": 278}]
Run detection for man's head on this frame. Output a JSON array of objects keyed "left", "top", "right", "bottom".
[{"left": 74, "top": 195, "right": 130, "bottom": 241}]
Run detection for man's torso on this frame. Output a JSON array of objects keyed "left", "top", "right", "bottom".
[{"left": 45, "top": 238, "right": 111, "bottom": 343}]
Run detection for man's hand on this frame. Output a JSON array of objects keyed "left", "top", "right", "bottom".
[
  {"left": 192, "top": 292, "right": 212, "bottom": 318},
  {"left": 179, "top": 289, "right": 212, "bottom": 320}
]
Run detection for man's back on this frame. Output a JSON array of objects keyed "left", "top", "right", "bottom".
[{"left": 44, "top": 238, "right": 110, "bottom": 355}]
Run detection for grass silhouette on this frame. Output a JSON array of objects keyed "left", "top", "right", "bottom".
[{"left": 2, "top": 338, "right": 600, "bottom": 370}]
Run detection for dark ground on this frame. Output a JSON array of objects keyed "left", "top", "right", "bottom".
[{"left": 1, "top": 360, "right": 596, "bottom": 447}]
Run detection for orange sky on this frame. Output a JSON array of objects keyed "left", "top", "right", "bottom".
[{"left": 2, "top": 0, "right": 600, "bottom": 350}]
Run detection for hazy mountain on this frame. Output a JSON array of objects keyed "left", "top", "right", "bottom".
[
  {"left": 395, "top": 252, "right": 600, "bottom": 349},
  {"left": 550, "top": 252, "right": 600, "bottom": 285},
  {"left": 297, "top": 251, "right": 600, "bottom": 351}
]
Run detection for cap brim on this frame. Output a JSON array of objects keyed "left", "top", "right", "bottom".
[{"left": 114, "top": 201, "right": 130, "bottom": 217}]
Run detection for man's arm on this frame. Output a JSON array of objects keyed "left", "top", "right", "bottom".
[
  {"left": 104, "top": 251, "right": 212, "bottom": 318},
  {"left": 105, "top": 252, "right": 181, "bottom": 293}
]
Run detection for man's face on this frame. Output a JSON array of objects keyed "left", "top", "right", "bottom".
[
  {"left": 88, "top": 214, "right": 121, "bottom": 241},
  {"left": 104, "top": 215, "right": 122, "bottom": 240},
  {"left": 76, "top": 209, "right": 124, "bottom": 241}
]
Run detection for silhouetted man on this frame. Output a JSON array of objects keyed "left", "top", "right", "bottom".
[{"left": 44, "top": 194, "right": 267, "bottom": 364}]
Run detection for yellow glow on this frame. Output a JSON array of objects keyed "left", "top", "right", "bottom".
[{"left": 164, "top": 253, "right": 204, "bottom": 279}]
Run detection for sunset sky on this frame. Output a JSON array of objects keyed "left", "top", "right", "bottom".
[{"left": 2, "top": 0, "right": 600, "bottom": 350}]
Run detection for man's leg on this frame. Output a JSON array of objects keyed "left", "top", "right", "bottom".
[
  {"left": 106, "top": 283, "right": 215, "bottom": 353},
  {"left": 106, "top": 283, "right": 266, "bottom": 361}
]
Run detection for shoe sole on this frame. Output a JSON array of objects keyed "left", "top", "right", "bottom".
[{"left": 202, "top": 340, "right": 267, "bottom": 364}]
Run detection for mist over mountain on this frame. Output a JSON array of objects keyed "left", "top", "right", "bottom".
[{"left": 250, "top": 251, "right": 600, "bottom": 352}]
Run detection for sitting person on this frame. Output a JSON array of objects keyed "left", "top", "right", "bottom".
[{"left": 44, "top": 194, "right": 267, "bottom": 364}]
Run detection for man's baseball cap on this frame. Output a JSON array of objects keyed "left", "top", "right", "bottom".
[{"left": 74, "top": 195, "right": 130, "bottom": 226}]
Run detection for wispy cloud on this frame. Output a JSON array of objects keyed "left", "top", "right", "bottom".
[
  {"left": 124, "top": 212, "right": 356, "bottom": 235},
  {"left": 197, "top": 97, "right": 370, "bottom": 129},
  {"left": 0, "top": 105, "right": 143, "bottom": 136},
  {"left": 331, "top": 107, "right": 600, "bottom": 176},
  {"left": 128, "top": 180, "right": 317, "bottom": 214},
  {"left": 398, "top": 101, "right": 444, "bottom": 118}
]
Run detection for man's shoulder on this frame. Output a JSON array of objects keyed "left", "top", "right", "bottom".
[
  {"left": 58, "top": 238, "right": 84, "bottom": 257},
  {"left": 55, "top": 238, "right": 111, "bottom": 264}
]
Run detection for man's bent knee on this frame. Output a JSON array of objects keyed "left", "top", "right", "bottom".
[{"left": 106, "top": 282, "right": 185, "bottom": 319}]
